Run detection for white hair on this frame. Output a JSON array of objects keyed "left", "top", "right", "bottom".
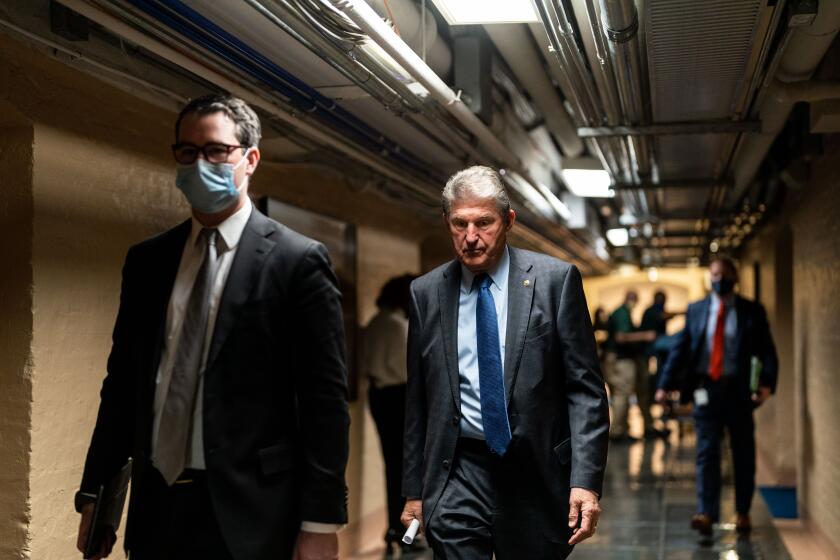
[{"left": 441, "top": 165, "right": 511, "bottom": 218}]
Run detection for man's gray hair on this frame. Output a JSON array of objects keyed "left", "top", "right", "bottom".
[
  {"left": 442, "top": 165, "right": 511, "bottom": 217},
  {"left": 176, "top": 93, "right": 262, "bottom": 148}
]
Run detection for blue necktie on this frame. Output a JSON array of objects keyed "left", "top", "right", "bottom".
[{"left": 475, "top": 274, "right": 511, "bottom": 456}]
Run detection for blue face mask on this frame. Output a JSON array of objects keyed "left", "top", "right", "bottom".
[
  {"left": 175, "top": 148, "right": 251, "bottom": 214},
  {"left": 712, "top": 278, "right": 735, "bottom": 296}
]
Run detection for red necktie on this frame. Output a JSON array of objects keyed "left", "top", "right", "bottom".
[{"left": 709, "top": 302, "right": 726, "bottom": 381}]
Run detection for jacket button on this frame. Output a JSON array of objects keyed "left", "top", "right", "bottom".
[
  {"left": 452, "top": 415, "right": 459, "bottom": 426},
  {"left": 442, "top": 460, "right": 450, "bottom": 469}
]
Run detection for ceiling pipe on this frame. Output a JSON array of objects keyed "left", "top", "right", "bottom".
[
  {"left": 531, "top": 0, "right": 628, "bottom": 185},
  {"left": 327, "top": 0, "right": 519, "bottom": 169},
  {"left": 485, "top": 24, "right": 584, "bottom": 157},
  {"left": 367, "top": 0, "right": 452, "bottom": 77},
  {"left": 730, "top": 0, "right": 840, "bottom": 205},
  {"left": 598, "top": 0, "right": 652, "bottom": 181},
  {"left": 246, "top": 0, "right": 487, "bottom": 163}
]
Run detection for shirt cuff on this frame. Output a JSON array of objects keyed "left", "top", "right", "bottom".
[{"left": 300, "top": 521, "right": 344, "bottom": 533}]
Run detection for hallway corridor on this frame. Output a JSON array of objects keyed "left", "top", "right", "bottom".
[{"left": 350, "top": 431, "right": 792, "bottom": 559}]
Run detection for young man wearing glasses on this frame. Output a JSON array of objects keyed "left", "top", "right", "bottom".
[{"left": 75, "top": 94, "right": 350, "bottom": 560}]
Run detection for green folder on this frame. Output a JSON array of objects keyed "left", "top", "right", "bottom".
[{"left": 750, "top": 356, "right": 763, "bottom": 392}]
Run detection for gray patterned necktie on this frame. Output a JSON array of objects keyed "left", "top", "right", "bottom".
[{"left": 154, "top": 227, "right": 219, "bottom": 485}]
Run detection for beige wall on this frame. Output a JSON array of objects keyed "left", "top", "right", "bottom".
[
  {"left": 0, "top": 109, "right": 35, "bottom": 560},
  {"left": 737, "top": 135, "right": 840, "bottom": 556},
  {"left": 0, "top": 33, "right": 431, "bottom": 559},
  {"left": 740, "top": 224, "right": 797, "bottom": 488},
  {"left": 788, "top": 138, "right": 840, "bottom": 555}
]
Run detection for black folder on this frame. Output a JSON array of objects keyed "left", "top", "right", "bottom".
[{"left": 84, "top": 459, "right": 132, "bottom": 559}]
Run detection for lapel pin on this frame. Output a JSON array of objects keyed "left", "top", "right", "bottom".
[{"left": 523, "top": 279, "right": 530, "bottom": 287}]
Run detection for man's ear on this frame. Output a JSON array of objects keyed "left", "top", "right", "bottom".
[
  {"left": 246, "top": 147, "right": 261, "bottom": 175},
  {"left": 505, "top": 209, "right": 517, "bottom": 231}
]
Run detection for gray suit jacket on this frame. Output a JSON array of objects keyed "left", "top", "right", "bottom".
[{"left": 403, "top": 246, "right": 609, "bottom": 540}]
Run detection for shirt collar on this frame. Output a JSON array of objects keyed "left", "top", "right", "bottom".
[
  {"left": 460, "top": 245, "right": 510, "bottom": 294},
  {"left": 189, "top": 197, "right": 252, "bottom": 252}
]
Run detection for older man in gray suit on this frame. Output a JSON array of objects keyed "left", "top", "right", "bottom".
[{"left": 401, "top": 166, "right": 610, "bottom": 559}]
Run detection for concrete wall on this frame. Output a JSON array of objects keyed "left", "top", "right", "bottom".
[
  {"left": 739, "top": 134, "right": 840, "bottom": 556},
  {"left": 789, "top": 136, "right": 840, "bottom": 555},
  {"left": 0, "top": 106, "right": 35, "bottom": 560},
  {"left": 740, "top": 224, "right": 797, "bottom": 488},
  {"left": 0, "top": 33, "right": 431, "bottom": 558}
]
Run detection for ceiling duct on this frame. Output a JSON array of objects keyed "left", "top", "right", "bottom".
[
  {"left": 485, "top": 23, "right": 584, "bottom": 156},
  {"left": 731, "top": 0, "right": 840, "bottom": 205}
]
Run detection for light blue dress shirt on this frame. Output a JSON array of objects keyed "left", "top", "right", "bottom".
[
  {"left": 457, "top": 246, "right": 510, "bottom": 439},
  {"left": 702, "top": 294, "right": 738, "bottom": 376}
]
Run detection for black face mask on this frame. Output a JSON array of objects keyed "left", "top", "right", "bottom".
[{"left": 712, "top": 278, "right": 735, "bottom": 295}]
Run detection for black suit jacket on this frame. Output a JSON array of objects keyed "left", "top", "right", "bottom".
[
  {"left": 79, "top": 208, "right": 350, "bottom": 559},
  {"left": 403, "top": 247, "right": 609, "bottom": 542},
  {"left": 658, "top": 295, "right": 778, "bottom": 400}
]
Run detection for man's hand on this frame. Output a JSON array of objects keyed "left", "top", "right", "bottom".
[
  {"left": 752, "top": 386, "right": 772, "bottom": 407},
  {"left": 568, "top": 487, "right": 601, "bottom": 545},
  {"left": 655, "top": 388, "right": 668, "bottom": 404},
  {"left": 76, "top": 503, "right": 116, "bottom": 559},
  {"left": 293, "top": 531, "right": 338, "bottom": 560},
  {"left": 401, "top": 499, "right": 424, "bottom": 534}
]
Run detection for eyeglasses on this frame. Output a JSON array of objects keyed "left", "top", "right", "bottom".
[{"left": 171, "top": 142, "right": 245, "bottom": 165}]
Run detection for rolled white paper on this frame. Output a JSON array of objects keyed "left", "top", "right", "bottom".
[{"left": 402, "top": 518, "right": 421, "bottom": 544}]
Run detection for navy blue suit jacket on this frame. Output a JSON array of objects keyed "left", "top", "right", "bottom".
[{"left": 658, "top": 295, "right": 778, "bottom": 399}]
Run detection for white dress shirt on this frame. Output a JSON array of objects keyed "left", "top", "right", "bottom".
[
  {"left": 457, "top": 246, "right": 510, "bottom": 439},
  {"left": 363, "top": 307, "right": 409, "bottom": 389}
]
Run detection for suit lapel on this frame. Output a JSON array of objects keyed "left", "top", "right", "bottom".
[
  {"left": 205, "top": 208, "right": 276, "bottom": 371},
  {"left": 439, "top": 260, "right": 462, "bottom": 409},
  {"left": 503, "top": 248, "right": 535, "bottom": 404},
  {"left": 692, "top": 297, "right": 711, "bottom": 355}
]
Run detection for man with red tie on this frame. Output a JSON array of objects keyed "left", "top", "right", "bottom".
[{"left": 655, "top": 257, "right": 778, "bottom": 537}]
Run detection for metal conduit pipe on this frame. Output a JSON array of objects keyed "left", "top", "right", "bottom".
[
  {"left": 485, "top": 24, "right": 584, "bottom": 157},
  {"left": 582, "top": 0, "right": 621, "bottom": 126},
  {"left": 598, "top": 0, "right": 652, "bottom": 181},
  {"left": 55, "top": 0, "right": 438, "bottom": 199},
  {"left": 245, "top": 0, "right": 405, "bottom": 113},
  {"left": 731, "top": 0, "right": 840, "bottom": 204},
  {"left": 536, "top": 0, "right": 641, "bottom": 193},
  {"left": 328, "top": 0, "right": 519, "bottom": 169},
  {"left": 248, "top": 0, "right": 487, "bottom": 162}
]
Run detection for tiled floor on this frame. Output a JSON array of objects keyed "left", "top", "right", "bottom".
[{"left": 349, "top": 430, "right": 792, "bottom": 559}]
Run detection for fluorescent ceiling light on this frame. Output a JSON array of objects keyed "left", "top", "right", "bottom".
[
  {"left": 606, "top": 228, "right": 629, "bottom": 247},
  {"left": 430, "top": 0, "right": 539, "bottom": 25},
  {"left": 560, "top": 168, "right": 614, "bottom": 198}
]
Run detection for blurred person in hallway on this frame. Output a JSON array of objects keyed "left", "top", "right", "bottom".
[
  {"left": 362, "top": 274, "right": 422, "bottom": 555},
  {"left": 641, "top": 291, "right": 679, "bottom": 438},
  {"left": 655, "top": 257, "right": 778, "bottom": 537},
  {"left": 605, "top": 291, "right": 657, "bottom": 441},
  {"left": 401, "top": 166, "right": 609, "bottom": 559},
  {"left": 75, "top": 94, "right": 350, "bottom": 560}
]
